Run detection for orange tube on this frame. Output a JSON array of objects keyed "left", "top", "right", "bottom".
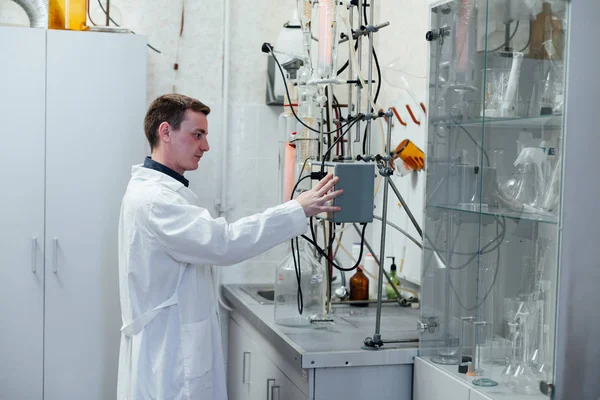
[
  {"left": 283, "top": 143, "right": 297, "bottom": 201},
  {"left": 406, "top": 104, "right": 420, "bottom": 126},
  {"left": 392, "top": 106, "right": 407, "bottom": 127}
]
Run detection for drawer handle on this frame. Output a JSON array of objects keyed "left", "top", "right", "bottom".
[
  {"left": 267, "top": 379, "right": 275, "bottom": 400},
  {"left": 31, "top": 237, "right": 37, "bottom": 273},
  {"left": 53, "top": 238, "right": 58, "bottom": 273},
  {"left": 271, "top": 385, "right": 280, "bottom": 400},
  {"left": 242, "top": 352, "right": 251, "bottom": 384}
]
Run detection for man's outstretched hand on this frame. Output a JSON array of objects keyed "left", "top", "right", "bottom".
[{"left": 296, "top": 173, "right": 343, "bottom": 217}]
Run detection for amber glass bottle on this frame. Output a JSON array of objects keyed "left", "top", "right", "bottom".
[{"left": 349, "top": 266, "right": 369, "bottom": 307}]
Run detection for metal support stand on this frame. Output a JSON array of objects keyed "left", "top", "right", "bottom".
[{"left": 360, "top": 107, "right": 425, "bottom": 350}]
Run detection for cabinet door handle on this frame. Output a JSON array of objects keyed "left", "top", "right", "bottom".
[
  {"left": 31, "top": 237, "right": 37, "bottom": 273},
  {"left": 266, "top": 378, "right": 275, "bottom": 400},
  {"left": 271, "top": 385, "right": 280, "bottom": 400},
  {"left": 242, "top": 352, "right": 251, "bottom": 384},
  {"left": 52, "top": 238, "right": 58, "bottom": 273}
]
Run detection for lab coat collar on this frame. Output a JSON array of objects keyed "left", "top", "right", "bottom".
[{"left": 131, "top": 165, "right": 199, "bottom": 204}]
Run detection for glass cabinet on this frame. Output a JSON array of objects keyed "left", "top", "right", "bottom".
[{"left": 420, "top": 0, "right": 569, "bottom": 397}]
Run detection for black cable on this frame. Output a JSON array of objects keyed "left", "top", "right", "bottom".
[
  {"left": 455, "top": 123, "right": 491, "bottom": 166},
  {"left": 268, "top": 45, "right": 359, "bottom": 135},
  {"left": 447, "top": 217, "right": 505, "bottom": 311},
  {"left": 518, "top": 21, "right": 532, "bottom": 53},
  {"left": 301, "top": 223, "right": 368, "bottom": 272},
  {"left": 96, "top": 0, "right": 162, "bottom": 54},
  {"left": 289, "top": 161, "right": 312, "bottom": 315},
  {"left": 332, "top": 94, "right": 344, "bottom": 158},
  {"left": 322, "top": 118, "right": 359, "bottom": 173},
  {"left": 363, "top": 1, "right": 382, "bottom": 105},
  {"left": 488, "top": 20, "right": 520, "bottom": 53},
  {"left": 337, "top": 39, "right": 360, "bottom": 76}
]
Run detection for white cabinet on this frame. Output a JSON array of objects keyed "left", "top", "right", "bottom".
[
  {"left": 414, "top": 358, "right": 470, "bottom": 400},
  {"left": 228, "top": 316, "right": 307, "bottom": 400},
  {"left": 0, "top": 26, "right": 146, "bottom": 400},
  {"left": 0, "top": 26, "right": 46, "bottom": 400}
]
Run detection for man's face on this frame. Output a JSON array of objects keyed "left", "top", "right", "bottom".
[{"left": 167, "top": 110, "right": 210, "bottom": 174}]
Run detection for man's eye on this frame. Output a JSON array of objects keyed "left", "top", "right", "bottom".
[{"left": 195, "top": 133, "right": 202, "bottom": 139}]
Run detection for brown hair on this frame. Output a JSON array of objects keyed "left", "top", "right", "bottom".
[{"left": 144, "top": 93, "right": 211, "bottom": 150}]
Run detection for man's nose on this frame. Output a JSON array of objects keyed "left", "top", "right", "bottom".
[{"left": 201, "top": 138, "right": 210, "bottom": 152}]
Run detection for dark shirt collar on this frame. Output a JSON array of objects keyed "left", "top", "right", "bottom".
[{"left": 143, "top": 156, "right": 189, "bottom": 188}]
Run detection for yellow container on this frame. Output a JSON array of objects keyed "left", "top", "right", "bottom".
[{"left": 48, "top": 0, "right": 88, "bottom": 31}]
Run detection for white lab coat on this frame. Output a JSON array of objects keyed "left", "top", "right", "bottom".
[{"left": 117, "top": 165, "right": 307, "bottom": 400}]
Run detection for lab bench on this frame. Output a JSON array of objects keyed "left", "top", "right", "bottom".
[{"left": 222, "top": 284, "right": 420, "bottom": 400}]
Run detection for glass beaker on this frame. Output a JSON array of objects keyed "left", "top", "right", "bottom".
[
  {"left": 274, "top": 240, "right": 326, "bottom": 327},
  {"left": 472, "top": 322, "right": 498, "bottom": 387}
]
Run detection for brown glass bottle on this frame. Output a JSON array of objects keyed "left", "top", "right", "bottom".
[{"left": 349, "top": 266, "right": 369, "bottom": 307}]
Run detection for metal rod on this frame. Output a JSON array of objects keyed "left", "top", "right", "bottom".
[
  {"left": 365, "top": 0, "right": 375, "bottom": 154},
  {"left": 382, "top": 339, "right": 420, "bottom": 344},
  {"left": 372, "top": 215, "right": 422, "bottom": 249},
  {"left": 387, "top": 177, "right": 423, "bottom": 238},
  {"left": 372, "top": 109, "right": 394, "bottom": 343},
  {"left": 352, "top": 223, "right": 403, "bottom": 305},
  {"left": 318, "top": 104, "right": 324, "bottom": 161},
  {"left": 106, "top": 0, "right": 110, "bottom": 26},
  {"left": 333, "top": 299, "right": 399, "bottom": 305},
  {"left": 346, "top": 6, "right": 354, "bottom": 158},
  {"left": 354, "top": 0, "right": 363, "bottom": 143}
]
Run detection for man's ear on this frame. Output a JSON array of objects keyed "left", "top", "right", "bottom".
[{"left": 158, "top": 122, "right": 171, "bottom": 143}]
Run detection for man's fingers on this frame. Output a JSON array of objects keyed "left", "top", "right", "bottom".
[
  {"left": 320, "top": 206, "right": 342, "bottom": 213},
  {"left": 313, "top": 172, "right": 334, "bottom": 191},
  {"left": 317, "top": 176, "right": 339, "bottom": 197},
  {"left": 321, "top": 189, "right": 343, "bottom": 202}
]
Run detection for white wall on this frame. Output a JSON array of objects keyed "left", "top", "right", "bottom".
[{"left": 0, "top": 0, "right": 430, "bottom": 382}]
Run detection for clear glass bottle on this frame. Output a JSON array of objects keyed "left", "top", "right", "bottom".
[{"left": 274, "top": 240, "right": 325, "bottom": 327}]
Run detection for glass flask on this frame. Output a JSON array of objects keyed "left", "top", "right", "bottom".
[
  {"left": 510, "top": 305, "right": 541, "bottom": 394},
  {"left": 274, "top": 240, "right": 326, "bottom": 327}
]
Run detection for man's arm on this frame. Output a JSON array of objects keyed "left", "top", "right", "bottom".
[
  {"left": 147, "top": 173, "right": 342, "bottom": 266},
  {"left": 148, "top": 193, "right": 308, "bottom": 266}
]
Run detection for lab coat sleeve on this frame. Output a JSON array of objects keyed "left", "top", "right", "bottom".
[{"left": 148, "top": 191, "right": 307, "bottom": 266}]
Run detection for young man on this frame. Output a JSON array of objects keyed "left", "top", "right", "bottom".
[{"left": 117, "top": 93, "right": 342, "bottom": 400}]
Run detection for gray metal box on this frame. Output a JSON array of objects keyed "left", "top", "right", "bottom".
[{"left": 311, "top": 162, "right": 375, "bottom": 223}]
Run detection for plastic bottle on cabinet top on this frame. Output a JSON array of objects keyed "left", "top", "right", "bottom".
[
  {"left": 274, "top": 240, "right": 325, "bottom": 327},
  {"left": 48, "top": 0, "right": 87, "bottom": 30}
]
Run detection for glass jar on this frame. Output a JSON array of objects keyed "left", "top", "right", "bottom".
[
  {"left": 48, "top": 0, "right": 87, "bottom": 30},
  {"left": 274, "top": 240, "right": 325, "bottom": 327}
]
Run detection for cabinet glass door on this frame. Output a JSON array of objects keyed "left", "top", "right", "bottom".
[{"left": 421, "top": 0, "right": 569, "bottom": 397}]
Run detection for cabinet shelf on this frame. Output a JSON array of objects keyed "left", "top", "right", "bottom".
[
  {"left": 431, "top": 115, "right": 563, "bottom": 130},
  {"left": 430, "top": 204, "right": 558, "bottom": 224}
]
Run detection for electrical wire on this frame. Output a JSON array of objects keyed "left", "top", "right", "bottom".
[
  {"left": 301, "top": 223, "right": 368, "bottom": 272},
  {"left": 518, "top": 21, "right": 532, "bottom": 53},
  {"left": 447, "top": 217, "right": 505, "bottom": 311},
  {"left": 488, "top": 21, "right": 520, "bottom": 53},
  {"left": 289, "top": 174, "right": 312, "bottom": 314},
  {"left": 268, "top": 45, "right": 360, "bottom": 135},
  {"left": 455, "top": 123, "right": 491, "bottom": 166},
  {"left": 337, "top": 38, "right": 359, "bottom": 76},
  {"left": 94, "top": 0, "right": 162, "bottom": 53}
]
